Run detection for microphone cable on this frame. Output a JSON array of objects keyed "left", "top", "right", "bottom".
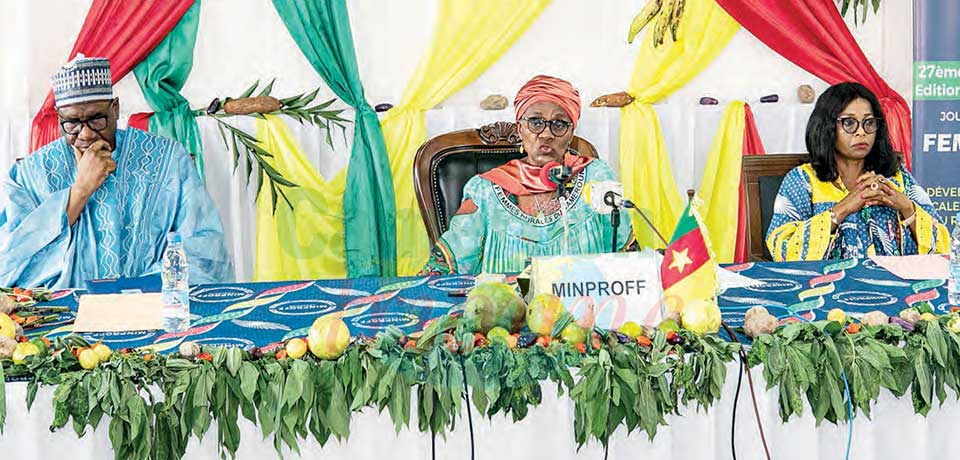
[{"left": 721, "top": 321, "right": 772, "bottom": 460}]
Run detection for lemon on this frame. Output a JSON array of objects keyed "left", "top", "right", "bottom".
[
  {"left": 78, "top": 348, "right": 99, "bottom": 370},
  {"left": 0, "top": 314, "right": 16, "bottom": 339},
  {"left": 827, "top": 309, "right": 846, "bottom": 324},
  {"left": 657, "top": 318, "right": 680, "bottom": 334},
  {"left": 947, "top": 315, "right": 960, "bottom": 334},
  {"left": 93, "top": 344, "right": 112, "bottom": 362},
  {"left": 286, "top": 338, "right": 308, "bottom": 359},
  {"left": 618, "top": 321, "right": 644, "bottom": 339},
  {"left": 680, "top": 300, "right": 721, "bottom": 336},
  {"left": 486, "top": 326, "right": 510, "bottom": 344},
  {"left": 12, "top": 342, "right": 40, "bottom": 365},
  {"left": 560, "top": 323, "right": 588, "bottom": 344}
]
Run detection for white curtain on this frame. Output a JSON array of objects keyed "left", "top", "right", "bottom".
[{"left": 3, "top": 362, "right": 959, "bottom": 459}]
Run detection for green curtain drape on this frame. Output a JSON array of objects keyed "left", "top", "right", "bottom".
[
  {"left": 272, "top": 0, "right": 396, "bottom": 277},
  {"left": 133, "top": 0, "right": 204, "bottom": 178}
]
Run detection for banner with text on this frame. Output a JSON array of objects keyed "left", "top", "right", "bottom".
[{"left": 914, "top": 0, "right": 960, "bottom": 230}]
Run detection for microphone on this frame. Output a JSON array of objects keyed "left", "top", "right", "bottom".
[
  {"left": 587, "top": 182, "right": 625, "bottom": 252},
  {"left": 549, "top": 164, "right": 572, "bottom": 185},
  {"left": 586, "top": 181, "right": 623, "bottom": 214},
  {"left": 540, "top": 161, "right": 572, "bottom": 198},
  {"left": 587, "top": 182, "right": 670, "bottom": 249}
]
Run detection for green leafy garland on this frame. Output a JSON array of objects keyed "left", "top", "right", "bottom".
[
  {"left": 7, "top": 309, "right": 960, "bottom": 459},
  {"left": 749, "top": 313, "right": 960, "bottom": 423},
  {"left": 0, "top": 319, "right": 735, "bottom": 460}
]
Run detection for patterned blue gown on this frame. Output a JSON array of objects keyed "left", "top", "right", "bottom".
[
  {"left": 0, "top": 128, "right": 233, "bottom": 288},
  {"left": 766, "top": 163, "right": 949, "bottom": 261}
]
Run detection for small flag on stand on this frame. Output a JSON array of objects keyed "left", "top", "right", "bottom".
[{"left": 660, "top": 197, "right": 721, "bottom": 335}]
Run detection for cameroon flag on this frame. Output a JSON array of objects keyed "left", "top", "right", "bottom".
[{"left": 660, "top": 199, "right": 719, "bottom": 313}]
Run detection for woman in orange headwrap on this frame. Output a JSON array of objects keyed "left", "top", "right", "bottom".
[{"left": 421, "top": 75, "right": 635, "bottom": 275}]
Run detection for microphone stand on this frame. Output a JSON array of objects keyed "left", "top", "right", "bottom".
[
  {"left": 622, "top": 199, "right": 670, "bottom": 249},
  {"left": 604, "top": 191, "right": 621, "bottom": 252},
  {"left": 610, "top": 205, "right": 620, "bottom": 252},
  {"left": 550, "top": 165, "right": 573, "bottom": 255},
  {"left": 559, "top": 194, "right": 570, "bottom": 255}
]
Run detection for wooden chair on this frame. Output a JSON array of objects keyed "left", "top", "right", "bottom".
[
  {"left": 741, "top": 153, "right": 808, "bottom": 261},
  {"left": 413, "top": 121, "right": 597, "bottom": 246}
]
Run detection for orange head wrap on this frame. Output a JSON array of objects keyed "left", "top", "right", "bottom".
[{"left": 514, "top": 75, "right": 581, "bottom": 129}]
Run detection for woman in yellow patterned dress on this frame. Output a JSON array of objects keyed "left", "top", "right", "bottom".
[{"left": 766, "top": 82, "right": 949, "bottom": 261}]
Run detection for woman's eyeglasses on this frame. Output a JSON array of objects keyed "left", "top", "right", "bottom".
[
  {"left": 836, "top": 116, "right": 881, "bottom": 135},
  {"left": 520, "top": 117, "right": 572, "bottom": 136}
]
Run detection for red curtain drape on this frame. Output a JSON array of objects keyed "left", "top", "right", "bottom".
[
  {"left": 715, "top": 0, "right": 913, "bottom": 170},
  {"left": 30, "top": 0, "right": 194, "bottom": 151},
  {"left": 734, "top": 104, "right": 766, "bottom": 263},
  {"left": 127, "top": 113, "right": 153, "bottom": 132}
]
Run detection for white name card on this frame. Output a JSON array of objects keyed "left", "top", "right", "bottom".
[{"left": 531, "top": 250, "right": 663, "bottom": 329}]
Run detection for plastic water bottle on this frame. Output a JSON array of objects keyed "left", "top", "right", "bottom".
[
  {"left": 161, "top": 232, "right": 190, "bottom": 332},
  {"left": 950, "top": 215, "right": 960, "bottom": 306}
]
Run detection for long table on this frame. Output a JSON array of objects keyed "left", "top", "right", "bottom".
[
  {"left": 22, "top": 258, "right": 949, "bottom": 350},
  {"left": 2, "top": 259, "right": 954, "bottom": 459}
]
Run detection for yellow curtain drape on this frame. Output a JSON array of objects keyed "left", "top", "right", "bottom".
[
  {"left": 381, "top": 0, "right": 551, "bottom": 275},
  {"left": 619, "top": 0, "right": 739, "bottom": 248},
  {"left": 698, "top": 101, "right": 746, "bottom": 263},
  {"left": 255, "top": 115, "right": 347, "bottom": 281}
]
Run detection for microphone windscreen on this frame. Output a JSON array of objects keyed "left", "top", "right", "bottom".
[
  {"left": 539, "top": 161, "right": 561, "bottom": 189},
  {"left": 586, "top": 181, "right": 624, "bottom": 214}
]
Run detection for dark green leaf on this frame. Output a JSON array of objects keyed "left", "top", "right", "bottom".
[
  {"left": 226, "top": 348, "right": 242, "bottom": 377},
  {"left": 239, "top": 80, "right": 259, "bottom": 99},
  {"left": 26, "top": 379, "right": 38, "bottom": 411},
  {"left": 258, "top": 79, "right": 276, "bottom": 97},
  {"left": 914, "top": 351, "right": 933, "bottom": 408},
  {"left": 925, "top": 320, "right": 948, "bottom": 368}
]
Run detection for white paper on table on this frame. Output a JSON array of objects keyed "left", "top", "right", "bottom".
[
  {"left": 869, "top": 254, "right": 949, "bottom": 280},
  {"left": 73, "top": 293, "right": 163, "bottom": 332},
  {"left": 717, "top": 266, "right": 765, "bottom": 291}
]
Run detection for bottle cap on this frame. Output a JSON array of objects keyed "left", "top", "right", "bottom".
[{"left": 166, "top": 232, "right": 182, "bottom": 244}]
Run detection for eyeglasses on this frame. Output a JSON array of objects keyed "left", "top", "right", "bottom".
[
  {"left": 836, "top": 116, "right": 881, "bottom": 134},
  {"left": 520, "top": 117, "right": 573, "bottom": 136},
  {"left": 58, "top": 101, "right": 115, "bottom": 135}
]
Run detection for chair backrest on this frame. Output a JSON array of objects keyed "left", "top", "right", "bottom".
[
  {"left": 414, "top": 121, "right": 598, "bottom": 245},
  {"left": 741, "top": 153, "right": 808, "bottom": 261}
]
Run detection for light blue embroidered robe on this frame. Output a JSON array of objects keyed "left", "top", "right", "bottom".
[
  {"left": 0, "top": 128, "right": 233, "bottom": 288},
  {"left": 430, "top": 159, "right": 635, "bottom": 274}
]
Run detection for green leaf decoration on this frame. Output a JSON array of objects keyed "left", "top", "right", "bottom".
[
  {"left": 238, "top": 80, "right": 259, "bottom": 99},
  {"left": 835, "top": 0, "right": 882, "bottom": 26},
  {"left": 9, "top": 308, "right": 960, "bottom": 458},
  {"left": 257, "top": 78, "right": 276, "bottom": 97},
  {"left": 198, "top": 80, "right": 353, "bottom": 213}
]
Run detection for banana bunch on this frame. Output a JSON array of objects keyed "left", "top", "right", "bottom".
[{"left": 627, "top": 0, "right": 687, "bottom": 47}]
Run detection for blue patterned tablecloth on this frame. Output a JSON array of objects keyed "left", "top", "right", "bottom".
[
  {"left": 25, "top": 258, "right": 948, "bottom": 353},
  {"left": 32, "top": 275, "right": 481, "bottom": 354},
  {"left": 718, "top": 258, "right": 948, "bottom": 328}
]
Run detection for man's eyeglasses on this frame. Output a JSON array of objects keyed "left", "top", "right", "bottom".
[
  {"left": 836, "top": 116, "right": 881, "bottom": 135},
  {"left": 58, "top": 101, "right": 115, "bottom": 135},
  {"left": 520, "top": 117, "right": 573, "bottom": 136}
]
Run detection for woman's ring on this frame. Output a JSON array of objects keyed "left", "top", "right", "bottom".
[{"left": 870, "top": 182, "right": 879, "bottom": 191}]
